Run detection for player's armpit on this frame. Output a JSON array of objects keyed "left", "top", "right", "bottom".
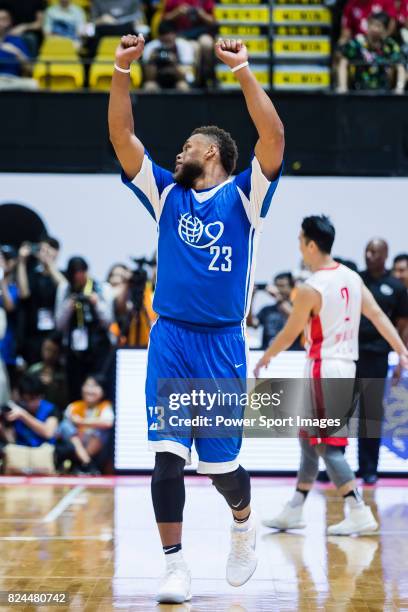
[
  {"left": 254, "top": 134, "right": 284, "bottom": 180},
  {"left": 111, "top": 134, "right": 145, "bottom": 181}
]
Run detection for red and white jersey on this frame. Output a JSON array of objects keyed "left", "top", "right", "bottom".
[{"left": 304, "top": 263, "right": 362, "bottom": 361}]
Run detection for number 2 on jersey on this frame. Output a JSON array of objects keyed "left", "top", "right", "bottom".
[{"left": 208, "top": 246, "right": 232, "bottom": 272}]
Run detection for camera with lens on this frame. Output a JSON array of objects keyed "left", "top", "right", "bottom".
[
  {"left": 128, "top": 256, "right": 156, "bottom": 313},
  {"left": 154, "top": 48, "right": 175, "bottom": 68}
]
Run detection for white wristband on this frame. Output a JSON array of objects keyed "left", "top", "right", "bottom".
[
  {"left": 231, "top": 61, "right": 249, "bottom": 73},
  {"left": 114, "top": 63, "right": 131, "bottom": 74}
]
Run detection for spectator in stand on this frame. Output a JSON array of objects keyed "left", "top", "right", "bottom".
[
  {"left": 0, "top": 6, "right": 37, "bottom": 90},
  {"left": 162, "top": 0, "right": 217, "bottom": 86},
  {"left": 107, "top": 260, "right": 156, "bottom": 348},
  {"left": 0, "top": 375, "right": 58, "bottom": 452},
  {"left": 392, "top": 253, "right": 408, "bottom": 290},
  {"left": 143, "top": 21, "right": 195, "bottom": 90},
  {"left": 6, "top": 0, "right": 46, "bottom": 56},
  {"left": 249, "top": 273, "right": 302, "bottom": 350},
  {"left": 43, "top": 0, "right": 86, "bottom": 44},
  {"left": 55, "top": 257, "right": 112, "bottom": 401},
  {"left": 27, "top": 332, "right": 69, "bottom": 416},
  {"left": 17, "top": 237, "right": 66, "bottom": 366},
  {"left": 340, "top": 0, "right": 397, "bottom": 42},
  {"left": 337, "top": 13, "right": 406, "bottom": 93},
  {"left": 357, "top": 238, "right": 408, "bottom": 484},
  {"left": 57, "top": 374, "right": 114, "bottom": 474},
  {"left": 87, "top": 0, "right": 148, "bottom": 57},
  {"left": 0, "top": 247, "right": 19, "bottom": 389},
  {"left": 107, "top": 263, "right": 131, "bottom": 295}
]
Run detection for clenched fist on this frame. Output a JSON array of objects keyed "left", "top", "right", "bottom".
[
  {"left": 215, "top": 38, "right": 249, "bottom": 70},
  {"left": 115, "top": 34, "right": 145, "bottom": 69}
]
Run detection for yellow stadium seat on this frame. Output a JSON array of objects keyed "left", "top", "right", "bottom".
[
  {"left": 33, "top": 36, "right": 84, "bottom": 90},
  {"left": 48, "top": 0, "right": 90, "bottom": 9},
  {"left": 151, "top": 6, "right": 165, "bottom": 39},
  {"left": 89, "top": 36, "right": 142, "bottom": 91}
]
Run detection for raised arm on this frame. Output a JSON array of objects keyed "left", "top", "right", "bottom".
[
  {"left": 108, "top": 34, "right": 146, "bottom": 180},
  {"left": 215, "top": 39, "right": 284, "bottom": 179},
  {"left": 254, "top": 285, "right": 319, "bottom": 377},
  {"left": 362, "top": 285, "right": 408, "bottom": 367}
]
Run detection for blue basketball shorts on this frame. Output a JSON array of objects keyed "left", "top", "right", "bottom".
[{"left": 146, "top": 316, "right": 247, "bottom": 474}]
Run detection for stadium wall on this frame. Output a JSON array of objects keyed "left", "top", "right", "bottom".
[
  {"left": 1, "top": 92, "right": 408, "bottom": 176},
  {"left": 1, "top": 173, "right": 406, "bottom": 281}
]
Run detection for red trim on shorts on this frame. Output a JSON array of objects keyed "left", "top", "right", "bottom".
[
  {"left": 309, "top": 358, "right": 348, "bottom": 447},
  {"left": 309, "top": 315, "right": 323, "bottom": 360}
]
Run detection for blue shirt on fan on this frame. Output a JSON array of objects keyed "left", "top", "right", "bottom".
[{"left": 122, "top": 152, "right": 281, "bottom": 327}]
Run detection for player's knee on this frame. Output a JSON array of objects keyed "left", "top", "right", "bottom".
[
  {"left": 152, "top": 451, "right": 185, "bottom": 483},
  {"left": 323, "top": 446, "right": 354, "bottom": 488},
  {"left": 209, "top": 465, "right": 251, "bottom": 511},
  {"left": 151, "top": 452, "right": 186, "bottom": 522}
]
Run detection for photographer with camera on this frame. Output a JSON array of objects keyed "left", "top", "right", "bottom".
[
  {"left": 55, "top": 257, "right": 113, "bottom": 401},
  {"left": 109, "top": 257, "right": 157, "bottom": 348},
  {"left": 162, "top": 0, "right": 217, "bottom": 86},
  {"left": 0, "top": 374, "right": 58, "bottom": 474},
  {"left": 143, "top": 21, "right": 195, "bottom": 90},
  {"left": 0, "top": 245, "right": 19, "bottom": 388},
  {"left": 17, "top": 236, "right": 66, "bottom": 365}
]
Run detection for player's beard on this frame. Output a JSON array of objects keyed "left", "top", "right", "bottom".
[{"left": 174, "top": 161, "right": 204, "bottom": 189}]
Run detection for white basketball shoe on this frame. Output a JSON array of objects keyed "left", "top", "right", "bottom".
[
  {"left": 262, "top": 503, "right": 306, "bottom": 530},
  {"left": 327, "top": 504, "right": 378, "bottom": 536},
  {"left": 156, "top": 559, "right": 192, "bottom": 603},
  {"left": 226, "top": 516, "right": 257, "bottom": 587}
]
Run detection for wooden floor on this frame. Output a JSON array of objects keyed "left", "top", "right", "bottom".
[{"left": 0, "top": 476, "right": 407, "bottom": 611}]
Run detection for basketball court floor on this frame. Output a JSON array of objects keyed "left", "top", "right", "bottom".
[{"left": 0, "top": 476, "right": 407, "bottom": 611}]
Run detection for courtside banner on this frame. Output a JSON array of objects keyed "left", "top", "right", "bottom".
[{"left": 147, "top": 378, "right": 404, "bottom": 439}]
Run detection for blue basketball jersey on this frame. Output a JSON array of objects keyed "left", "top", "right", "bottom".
[{"left": 122, "top": 152, "right": 281, "bottom": 326}]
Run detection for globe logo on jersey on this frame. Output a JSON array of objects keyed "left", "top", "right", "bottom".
[{"left": 178, "top": 213, "right": 224, "bottom": 249}]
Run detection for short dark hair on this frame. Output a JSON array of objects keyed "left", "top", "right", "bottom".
[
  {"left": 301, "top": 215, "right": 335, "bottom": 254},
  {"left": 368, "top": 11, "right": 390, "bottom": 27},
  {"left": 44, "top": 236, "right": 60, "bottom": 251},
  {"left": 17, "top": 374, "right": 46, "bottom": 397},
  {"left": 192, "top": 126, "right": 238, "bottom": 175},
  {"left": 66, "top": 256, "right": 88, "bottom": 283},
  {"left": 393, "top": 253, "right": 408, "bottom": 265},
  {"left": 43, "top": 331, "right": 63, "bottom": 348},
  {"left": 158, "top": 20, "right": 176, "bottom": 36},
  {"left": 84, "top": 373, "right": 109, "bottom": 399},
  {"left": 274, "top": 272, "right": 295, "bottom": 287}
]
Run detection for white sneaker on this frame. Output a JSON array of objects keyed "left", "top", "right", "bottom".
[
  {"left": 226, "top": 520, "right": 257, "bottom": 587},
  {"left": 156, "top": 560, "right": 192, "bottom": 604},
  {"left": 262, "top": 503, "right": 305, "bottom": 530},
  {"left": 327, "top": 505, "right": 378, "bottom": 536}
]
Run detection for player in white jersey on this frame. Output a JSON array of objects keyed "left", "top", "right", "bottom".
[{"left": 255, "top": 216, "right": 408, "bottom": 535}]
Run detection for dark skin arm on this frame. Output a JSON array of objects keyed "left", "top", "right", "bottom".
[
  {"left": 215, "top": 39, "right": 284, "bottom": 179},
  {"left": 108, "top": 34, "right": 146, "bottom": 181}
]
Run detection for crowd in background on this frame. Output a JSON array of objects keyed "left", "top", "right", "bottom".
[
  {"left": 0, "top": 233, "right": 407, "bottom": 477},
  {"left": 0, "top": 237, "right": 156, "bottom": 475},
  {"left": 0, "top": 0, "right": 407, "bottom": 91}
]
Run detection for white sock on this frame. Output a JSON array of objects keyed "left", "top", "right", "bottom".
[
  {"left": 165, "top": 550, "right": 184, "bottom": 566},
  {"left": 289, "top": 490, "right": 307, "bottom": 508},
  {"left": 345, "top": 490, "right": 364, "bottom": 510},
  {"left": 233, "top": 512, "right": 253, "bottom": 531}
]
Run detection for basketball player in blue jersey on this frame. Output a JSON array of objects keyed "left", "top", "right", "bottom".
[{"left": 109, "top": 34, "right": 284, "bottom": 604}]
